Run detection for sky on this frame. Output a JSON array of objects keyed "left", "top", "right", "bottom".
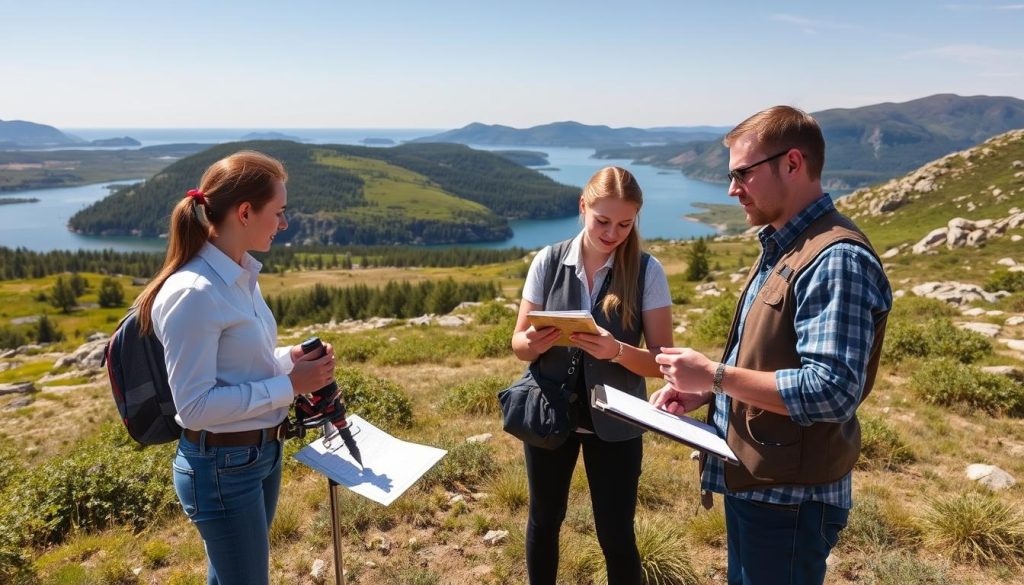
[{"left": 1, "top": 0, "right": 1023, "bottom": 130}]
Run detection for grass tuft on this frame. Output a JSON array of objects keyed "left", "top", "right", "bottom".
[
  {"left": 863, "top": 551, "right": 954, "bottom": 585},
  {"left": 485, "top": 466, "right": 529, "bottom": 513},
  {"left": 440, "top": 374, "right": 510, "bottom": 416},
  {"left": 922, "top": 492, "right": 1024, "bottom": 565}
]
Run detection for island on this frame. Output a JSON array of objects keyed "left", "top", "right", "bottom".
[
  {"left": 361, "top": 138, "right": 396, "bottom": 146},
  {"left": 89, "top": 137, "right": 141, "bottom": 147},
  {"left": 493, "top": 150, "right": 549, "bottom": 167},
  {"left": 0, "top": 197, "right": 39, "bottom": 205},
  {"left": 240, "top": 131, "right": 304, "bottom": 142}
]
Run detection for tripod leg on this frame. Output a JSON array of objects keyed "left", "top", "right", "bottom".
[{"left": 329, "top": 478, "right": 346, "bottom": 585}]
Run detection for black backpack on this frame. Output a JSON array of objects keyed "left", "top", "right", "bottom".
[{"left": 103, "top": 305, "right": 182, "bottom": 445}]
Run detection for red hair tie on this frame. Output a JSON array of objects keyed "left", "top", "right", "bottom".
[{"left": 186, "top": 189, "right": 207, "bottom": 205}]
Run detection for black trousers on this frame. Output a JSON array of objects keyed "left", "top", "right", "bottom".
[{"left": 523, "top": 432, "right": 643, "bottom": 585}]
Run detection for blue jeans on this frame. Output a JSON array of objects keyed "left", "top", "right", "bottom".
[
  {"left": 724, "top": 495, "right": 848, "bottom": 585},
  {"left": 172, "top": 431, "right": 283, "bottom": 585}
]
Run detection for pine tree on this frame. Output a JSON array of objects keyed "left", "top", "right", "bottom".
[
  {"left": 49, "top": 277, "right": 78, "bottom": 314},
  {"left": 35, "top": 314, "right": 64, "bottom": 343},
  {"left": 685, "top": 238, "right": 711, "bottom": 282},
  {"left": 98, "top": 277, "right": 125, "bottom": 308}
]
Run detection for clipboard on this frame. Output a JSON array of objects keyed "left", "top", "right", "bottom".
[{"left": 592, "top": 384, "right": 739, "bottom": 465}]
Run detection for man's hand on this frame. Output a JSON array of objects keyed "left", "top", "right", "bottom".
[
  {"left": 650, "top": 383, "right": 711, "bottom": 415},
  {"left": 655, "top": 346, "right": 717, "bottom": 394}
]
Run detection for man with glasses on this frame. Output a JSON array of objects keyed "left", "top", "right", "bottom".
[{"left": 650, "top": 106, "right": 891, "bottom": 584}]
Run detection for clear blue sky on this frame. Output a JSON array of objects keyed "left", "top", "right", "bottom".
[{"left": 1, "top": 0, "right": 1022, "bottom": 129}]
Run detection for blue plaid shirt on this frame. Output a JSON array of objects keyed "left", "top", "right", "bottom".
[{"left": 702, "top": 195, "right": 892, "bottom": 509}]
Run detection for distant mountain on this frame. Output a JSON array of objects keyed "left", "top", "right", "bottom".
[
  {"left": 595, "top": 94, "right": 1024, "bottom": 191},
  {"left": 0, "top": 119, "right": 83, "bottom": 148},
  {"left": 411, "top": 121, "right": 725, "bottom": 148},
  {"left": 68, "top": 141, "right": 579, "bottom": 245},
  {"left": 240, "top": 131, "right": 304, "bottom": 141}
]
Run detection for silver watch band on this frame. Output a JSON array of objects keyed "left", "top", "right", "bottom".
[{"left": 712, "top": 362, "right": 726, "bottom": 395}]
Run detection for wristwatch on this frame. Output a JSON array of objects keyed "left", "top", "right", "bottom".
[{"left": 711, "top": 362, "right": 727, "bottom": 395}]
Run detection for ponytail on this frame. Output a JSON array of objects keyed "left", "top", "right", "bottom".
[{"left": 133, "top": 150, "right": 288, "bottom": 335}]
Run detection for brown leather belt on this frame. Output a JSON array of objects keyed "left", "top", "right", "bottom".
[{"left": 184, "top": 421, "right": 287, "bottom": 447}]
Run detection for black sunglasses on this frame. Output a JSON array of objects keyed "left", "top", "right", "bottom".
[{"left": 727, "top": 150, "right": 790, "bottom": 184}]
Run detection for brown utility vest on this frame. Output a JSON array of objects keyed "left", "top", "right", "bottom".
[{"left": 712, "top": 209, "right": 889, "bottom": 491}]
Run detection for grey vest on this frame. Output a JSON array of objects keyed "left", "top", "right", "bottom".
[{"left": 530, "top": 239, "right": 650, "bottom": 442}]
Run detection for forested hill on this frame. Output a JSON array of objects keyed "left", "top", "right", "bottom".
[
  {"left": 595, "top": 94, "right": 1024, "bottom": 190},
  {"left": 67, "top": 141, "right": 580, "bottom": 245}
]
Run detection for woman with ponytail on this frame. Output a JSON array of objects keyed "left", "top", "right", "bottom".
[
  {"left": 135, "top": 150, "right": 336, "bottom": 585},
  {"left": 510, "top": 166, "right": 673, "bottom": 584}
]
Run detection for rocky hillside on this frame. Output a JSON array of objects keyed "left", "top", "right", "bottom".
[{"left": 836, "top": 128, "right": 1024, "bottom": 254}]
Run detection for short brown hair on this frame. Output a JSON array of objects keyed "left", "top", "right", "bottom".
[{"left": 724, "top": 106, "right": 825, "bottom": 180}]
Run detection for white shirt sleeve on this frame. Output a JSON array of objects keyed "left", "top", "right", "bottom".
[
  {"left": 642, "top": 254, "right": 672, "bottom": 311},
  {"left": 153, "top": 285, "right": 294, "bottom": 431},
  {"left": 522, "top": 246, "right": 552, "bottom": 306},
  {"left": 274, "top": 346, "right": 295, "bottom": 374}
]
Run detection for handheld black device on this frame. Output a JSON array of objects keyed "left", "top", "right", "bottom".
[{"left": 290, "top": 337, "right": 363, "bottom": 467}]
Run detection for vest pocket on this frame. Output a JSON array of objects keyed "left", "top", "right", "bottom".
[{"left": 745, "top": 407, "right": 801, "bottom": 447}]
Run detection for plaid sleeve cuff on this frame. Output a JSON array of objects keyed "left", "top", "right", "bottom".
[{"left": 776, "top": 368, "right": 812, "bottom": 426}]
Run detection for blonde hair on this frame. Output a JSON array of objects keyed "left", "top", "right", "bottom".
[
  {"left": 135, "top": 150, "right": 288, "bottom": 334},
  {"left": 581, "top": 166, "right": 643, "bottom": 330},
  {"left": 724, "top": 105, "right": 826, "bottom": 180}
]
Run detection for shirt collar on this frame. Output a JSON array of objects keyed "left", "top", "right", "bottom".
[
  {"left": 198, "top": 242, "right": 261, "bottom": 288},
  {"left": 563, "top": 231, "right": 615, "bottom": 271},
  {"left": 757, "top": 194, "right": 835, "bottom": 252}
]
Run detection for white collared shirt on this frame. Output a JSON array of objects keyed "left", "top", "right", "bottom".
[
  {"left": 152, "top": 242, "right": 295, "bottom": 433},
  {"left": 522, "top": 231, "right": 671, "bottom": 311}
]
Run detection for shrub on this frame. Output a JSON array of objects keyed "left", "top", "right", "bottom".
[
  {"left": 470, "top": 317, "right": 515, "bottom": 358},
  {"left": 857, "top": 415, "right": 915, "bottom": 470},
  {"left": 923, "top": 492, "right": 1024, "bottom": 565},
  {"left": 884, "top": 318, "right": 991, "bottom": 364},
  {"left": 334, "top": 366, "right": 414, "bottom": 431},
  {"left": 689, "top": 295, "right": 736, "bottom": 348},
  {"left": 441, "top": 374, "right": 510, "bottom": 416},
  {"left": 889, "top": 296, "right": 957, "bottom": 320},
  {"left": 863, "top": 551, "right": 953, "bottom": 585},
  {"left": 985, "top": 269, "right": 1024, "bottom": 293},
  {"left": 0, "top": 325, "right": 27, "bottom": 350},
  {"left": 475, "top": 301, "right": 515, "bottom": 325},
  {"left": 909, "top": 358, "right": 1024, "bottom": 416},
  {"left": 0, "top": 424, "right": 176, "bottom": 549},
  {"left": 422, "top": 440, "right": 497, "bottom": 491},
  {"left": 141, "top": 540, "right": 173, "bottom": 569}
]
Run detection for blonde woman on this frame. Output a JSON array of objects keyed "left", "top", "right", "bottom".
[
  {"left": 511, "top": 166, "right": 673, "bottom": 584},
  {"left": 134, "top": 151, "right": 335, "bottom": 585}
]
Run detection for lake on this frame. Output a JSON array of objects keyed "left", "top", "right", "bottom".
[{"left": 0, "top": 129, "right": 735, "bottom": 252}]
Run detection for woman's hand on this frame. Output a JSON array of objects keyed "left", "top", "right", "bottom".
[
  {"left": 571, "top": 326, "right": 621, "bottom": 360},
  {"left": 520, "top": 326, "right": 561, "bottom": 357},
  {"left": 287, "top": 342, "right": 336, "bottom": 395}
]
